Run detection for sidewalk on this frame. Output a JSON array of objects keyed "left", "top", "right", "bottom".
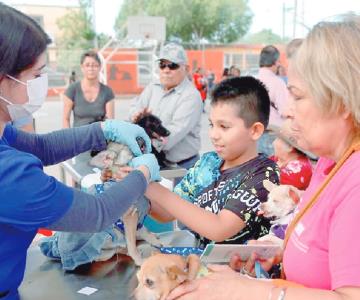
[{"left": 36, "top": 97, "right": 213, "bottom": 182}]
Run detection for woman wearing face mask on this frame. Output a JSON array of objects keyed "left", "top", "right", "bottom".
[
  {"left": 62, "top": 50, "right": 115, "bottom": 128},
  {"left": 0, "top": 4, "right": 161, "bottom": 299}
]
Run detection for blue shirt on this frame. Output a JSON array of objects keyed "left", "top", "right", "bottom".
[{"left": 0, "top": 130, "right": 73, "bottom": 299}]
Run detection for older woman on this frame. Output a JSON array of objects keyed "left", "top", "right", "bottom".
[
  {"left": 62, "top": 51, "right": 115, "bottom": 128},
  {"left": 168, "top": 14, "right": 360, "bottom": 300}
]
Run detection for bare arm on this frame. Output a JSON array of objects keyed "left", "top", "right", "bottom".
[
  {"left": 146, "top": 183, "right": 245, "bottom": 242},
  {"left": 62, "top": 94, "right": 74, "bottom": 128},
  {"left": 149, "top": 199, "right": 175, "bottom": 223},
  {"left": 168, "top": 268, "right": 360, "bottom": 300},
  {"left": 105, "top": 99, "right": 115, "bottom": 119}
]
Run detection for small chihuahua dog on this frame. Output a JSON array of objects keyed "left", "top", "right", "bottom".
[
  {"left": 134, "top": 253, "right": 201, "bottom": 300},
  {"left": 258, "top": 180, "right": 302, "bottom": 245},
  {"left": 89, "top": 142, "right": 163, "bottom": 266}
]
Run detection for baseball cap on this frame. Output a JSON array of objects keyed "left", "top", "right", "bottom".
[{"left": 158, "top": 43, "right": 187, "bottom": 64}]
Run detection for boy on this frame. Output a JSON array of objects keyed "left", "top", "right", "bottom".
[{"left": 146, "top": 76, "right": 280, "bottom": 248}]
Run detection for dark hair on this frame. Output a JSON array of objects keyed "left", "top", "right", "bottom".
[
  {"left": 211, "top": 76, "right": 270, "bottom": 128},
  {"left": 259, "top": 45, "right": 280, "bottom": 67},
  {"left": 0, "top": 3, "right": 51, "bottom": 77},
  {"left": 80, "top": 50, "right": 101, "bottom": 65},
  {"left": 222, "top": 67, "right": 229, "bottom": 76}
]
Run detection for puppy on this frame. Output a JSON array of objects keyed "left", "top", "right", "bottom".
[
  {"left": 134, "top": 253, "right": 201, "bottom": 300},
  {"left": 135, "top": 114, "right": 177, "bottom": 168},
  {"left": 89, "top": 142, "right": 163, "bottom": 266},
  {"left": 258, "top": 180, "right": 302, "bottom": 245}
]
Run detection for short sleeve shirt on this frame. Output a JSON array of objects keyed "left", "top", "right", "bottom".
[
  {"left": 174, "top": 152, "right": 279, "bottom": 248},
  {"left": 283, "top": 155, "right": 360, "bottom": 290},
  {"left": 0, "top": 130, "right": 73, "bottom": 295},
  {"left": 65, "top": 82, "right": 114, "bottom": 127}
]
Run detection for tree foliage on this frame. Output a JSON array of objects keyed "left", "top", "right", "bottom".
[
  {"left": 242, "top": 29, "right": 285, "bottom": 45},
  {"left": 56, "top": 0, "right": 96, "bottom": 50},
  {"left": 115, "top": 0, "right": 253, "bottom": 45},
  {"left": 56, "top": 0, "right": 111, "bottom": 73}
]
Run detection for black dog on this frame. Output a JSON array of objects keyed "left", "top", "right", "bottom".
[
  {"left": 136, "top": 114, "right": 176, "bottom": 168},
  {"left": 91, "top": 114, "right": 174, "bottom": 168}
]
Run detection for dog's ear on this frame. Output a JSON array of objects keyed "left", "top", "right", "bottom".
[
  {"left": 186, "top": 254, "right": 201, "bottom": 280},
  {"left": 263, "top": 180, "right": 277, "bottom": 192},
  {"left": 166, "top": 265, "right": 187, "bottom": 283},
  {"left": 288, "top": 187, "right": 301, "bottom": 204}
]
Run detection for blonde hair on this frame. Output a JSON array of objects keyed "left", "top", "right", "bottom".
[
  {"left": 286, "top": 38, "right": 303, "bottom": 59},
  {"left": 293, "top": 14, "right": 360, "bottom": 127}
]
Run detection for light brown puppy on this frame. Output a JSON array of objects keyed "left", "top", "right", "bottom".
[
  {"left": 134, "top": 253, "right": 201, "bottom": 300},
  {"left": 258, "top": 180, "right": 302, "bottom": 245},
  {"left": 89, "top": 142, "right": 163, "bottom": 266},
  {"left": 260, "top": 180, "right": 301, "bottom": 220}
]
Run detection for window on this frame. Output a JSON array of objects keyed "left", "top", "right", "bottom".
[{"left": 137, "top": 51, "right": 154, "bottom": 87}]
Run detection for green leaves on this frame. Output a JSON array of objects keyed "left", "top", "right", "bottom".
[
  {"left": 56, "top": 0, "right": 95, "bottom": 50},
  {"left": 115, "top": 0, "right": 253, "bottom": 44}
]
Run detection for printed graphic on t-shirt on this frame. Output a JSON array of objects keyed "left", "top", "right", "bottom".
[{"left": 175, "top": 152, "right": 279, "bottom": 248}]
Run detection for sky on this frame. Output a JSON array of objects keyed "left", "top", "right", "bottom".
[{"left": 4, "top": 0, "right": 360, "bottom": 39}]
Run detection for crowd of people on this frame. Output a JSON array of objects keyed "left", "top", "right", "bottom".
[{"left": 1, "top": 2, "right": 360, "bottom": 300}]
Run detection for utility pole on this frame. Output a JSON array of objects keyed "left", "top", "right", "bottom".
[
  {"left": 293, "top": 0, "right": 298, "bottom": 38},
  {"left": 92, "top": 0, "right": 98, "bottom": 49},
  {"left": 282, "top": 2, "right": 286, "bottom": 40}
]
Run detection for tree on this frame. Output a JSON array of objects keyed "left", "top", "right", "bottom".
[
  {"left": 115, "top": 0, "right": 253, "bottom": 45},
  {"left": 56, "top": 0, "right": 110, "bottom": 73},
  {"left": 242, "top": 29, "right": 285, "bottom": 45},
  {"left": 56, "top": 0, "right": 96, "bottom": 50}
]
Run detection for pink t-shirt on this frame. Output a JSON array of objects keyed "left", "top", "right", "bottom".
[
  {"left": 283, "top": 154, "right": 360, "bottom": 290},
  {"left": 258, "top": 68, "right": 289, "bottom": 127}
]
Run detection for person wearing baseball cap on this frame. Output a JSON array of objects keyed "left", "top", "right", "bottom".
[{"left": 129, "top": 43, "right": 202, "bottom": 181}]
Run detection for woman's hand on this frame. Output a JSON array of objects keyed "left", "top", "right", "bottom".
[
  {"left": 229, "top": 240, "right": 283, "bottom": 276},
  {"left": 102, "top": 120, "right": 152, "bottom": 156},
  {"left": 130, "top": 153, "right": 161, "bottom": 182},
  {"left": 166, "top": 264, "right": 250, "bottom": 300},
  {"left": 112, "top": 166, "right": 133, "bottom": 180}
]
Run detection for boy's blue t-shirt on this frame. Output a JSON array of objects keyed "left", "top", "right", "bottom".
[
  {"left": 174, "top": 152, "right": 279, "bottom": 248},
  {"left": 0, "top": 130, "right": 73, "bottom": 298}
]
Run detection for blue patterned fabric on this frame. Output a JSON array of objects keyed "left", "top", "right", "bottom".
[{"left": 39, "top": 181, "right": 149, "bottom": 270}]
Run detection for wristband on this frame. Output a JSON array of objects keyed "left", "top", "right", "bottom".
[
  {"left": 277, "top": 287, "right": 287, "bottom": 300},
  {"left": 239, "top": 266, "right": 255, "bottom": 277},
  {"left": 268, "top": 286, "right": 287, "bottom": 300}
]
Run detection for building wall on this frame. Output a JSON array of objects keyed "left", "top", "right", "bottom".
[{"left": 12, "top": 4, "right": 79, "bottom": 46}]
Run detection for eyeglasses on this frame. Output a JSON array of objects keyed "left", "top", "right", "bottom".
[
  {"left": 159, "top": 61, "right": 180, "bottom": 70},
  {"left": 83, "top": 64, "right": 100, "bottom": 69}
]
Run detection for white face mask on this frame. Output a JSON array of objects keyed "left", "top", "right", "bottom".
[{"left": 0, "top": 73, "right": 48, "bottom": 122}]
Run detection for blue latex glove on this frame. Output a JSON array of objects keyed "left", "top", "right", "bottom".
[
  {"left": 103, "top": 120, "right": 151, "bottom": 156},
  {"left": 130, "top": 154, "right": 161, "bottom": 182}
]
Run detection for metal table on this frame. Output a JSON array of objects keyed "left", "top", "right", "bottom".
[
  {"left": 20, "top": 231, "right": 196, "bottom": 300},
  {"left": 60, "top": 152, "right": 187, "bottom": 185}
]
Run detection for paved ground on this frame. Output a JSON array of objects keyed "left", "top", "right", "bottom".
[{"left": 35, "top": 96, "right": 213, "bottom": 181}]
